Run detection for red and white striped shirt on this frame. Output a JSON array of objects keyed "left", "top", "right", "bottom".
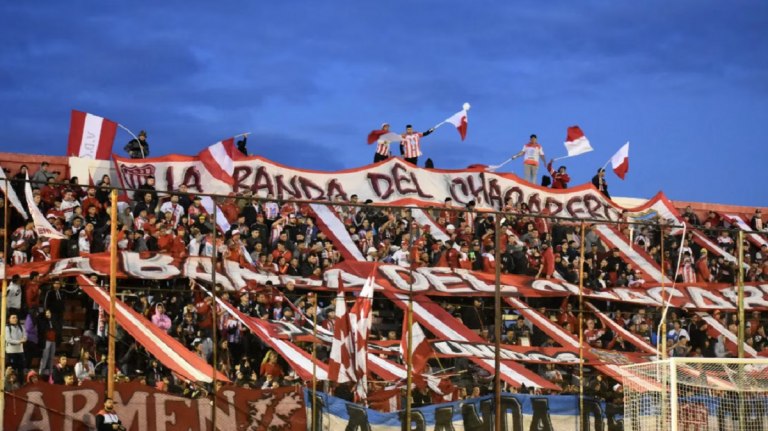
[
  {"left": 402, "top": 133, "right": 423, "bottom": 158},
  {"left": 375, "top": 140, "right": 390, "bottom": 157}
]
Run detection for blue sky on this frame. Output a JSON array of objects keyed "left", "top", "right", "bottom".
[{"left": 1, "top": 1, "right": 766, "bottom": 206}]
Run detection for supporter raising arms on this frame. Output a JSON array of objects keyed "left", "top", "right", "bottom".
[
  {"left": 400, "top": 124, "right": 434, "bottom": 166},
  {"left": 511, "top": 134, "right": 546, "bottom": 184}
]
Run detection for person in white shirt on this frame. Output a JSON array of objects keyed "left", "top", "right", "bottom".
[
  {"left": 6, "top": 275, "right": 23, "bottom": 314},
  {"left": 511, "top": 134, "right": 546, "bottom": 184},
  {"left": 159, "top": 194, "right": 185, "bottom": 227},
  {"left": 391, "top": 245, "right": 410, "bottom": 267},
  {"left": 60, "top": 190, "right": 81, "bottom": 223},
  {"left": 74, "top": 351, "right": 96, "bottom": 382}
]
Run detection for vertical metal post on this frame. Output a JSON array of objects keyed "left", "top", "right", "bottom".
[
  {"left": 493, "top": 212, "right": 502, "bottom": 431},
  {"left": 578, "top": 222, "right": 586, "bottom": 430},
  {"left": 406, "top": 263, "right": 414, "bottom": 428},
  {"left": 737, "top": 230, "right": 746, "bottom": 431},
  {"left": 0, "top": 177, "right": 9, "bottom": 431},
  {"left": 107, "top": 189, "right": 118, "bottom": 398},
  {"left": 211, "top": 201, "right": 219, "bottom": 430},
  {"left": 737, "top": 230, "right": 745, "bottom": 358},
  {"left": 669, "top": 359, "right": 678, "bottom": 431},
  {"left": 311, "top": 292, "right": 318, "bottom": 431},
  {"left": 660, "top": 226, "right": 667, "bottom": 360}
]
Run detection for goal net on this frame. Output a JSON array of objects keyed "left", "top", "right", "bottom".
[{"left": 621, "top": 358, "right": 768, "bottom": 431}]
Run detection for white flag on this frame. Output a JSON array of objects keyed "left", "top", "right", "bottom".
[
  {"left": 25, "top": 173, "right": 66, "bottom": 239},
  {"left": 0, "top": 168, "right": 28, "bottom": 219}
]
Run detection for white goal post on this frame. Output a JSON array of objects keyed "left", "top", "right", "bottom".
[{"left": 621, "top": 358, "right": 768, "bottom": 431}]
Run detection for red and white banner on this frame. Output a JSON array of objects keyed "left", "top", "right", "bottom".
[
  {"left": 114, "top": 154, "right": 639, "bottom": 220},
  {"left": 24, "top": 174, "right": 66, "bottom": 239},
  {"left": 385, "top": 291, "right": 559, "bottom": 390},
  {"left": 7, "top": 254, "right": 768, "bottom": 312},
  {"left": 4, "top": 381, "right": 305, "bottom": 431},
  {"left": 308, "top": 203, "right": 365, "bottom": 261},
  {"left": 78, "top": 276, "right": 228, "bottom": 384},
  {"left": 610, "top": 142, "right": 629, "bottom": 180},
  {"left": 211, "top": 291, "right": 330, "bottom": 381},
  {"left": 719, "top": 212, "right": 768, "bottom": 248},
  {"left": 67, "top": 110, "right": 118, "bottom": 160},
  {"left": 564, "top": 125, "right": 593, "bottom": 157}
]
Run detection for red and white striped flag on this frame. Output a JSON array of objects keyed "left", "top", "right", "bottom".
[
  {"left": 611, "top": 142, "right": 630, "bottom": 180},
  {"left": 564, "top": 125, "right": 593, "bottom": 157},
  {"left": 67, "top": 110, "right": 118, "bottom": 160},
  {"left": 328, "top": 274, "right": 357, "bottom": 383},
  {"left": 198, "top": 138, "right": 244, "bottom": 186},
  {"left": 199, "top": 195, "right": 231, "bottom": 233},
  {"left": 348, "top": 267, "right": 377, "bottom": 400},
  {"left": 441, "top": 103, "right": 470, "bottom": 141},
  {"left": 400, "top": 315, "right": 433, "bottom": 375}
]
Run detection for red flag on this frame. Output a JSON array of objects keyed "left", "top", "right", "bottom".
[
  {"left": 367, "top": 129, "right": 402, "bottom": 145},
  {"left": 328, "top": 274, "right": 357, "bottom": 383},
  {"left": 348, "top": 266, "right": 376, "bottom": 400},
  {"left": 442, "top": 103, "right": 470, "bottom": 141},
  {"left": 198, "top": 138, "right": 244, "bottom": 186},
  {"left": 564, "top": 125, "right": 593, "bottom": 157},
  {"left": 610, "top": 142, "right": 630, "bottom": 180},
  {"left": 367, "top": 129, "right": 388, "bottom": 145},
  {"left": 78, "top": 276, "right": 227, "bottom": 383},
  {"left": 401, "top": 315, "right": 433, "bottom": 375},
  {"left": 67, "top": 110, "right": 118, "bottom": 160}
]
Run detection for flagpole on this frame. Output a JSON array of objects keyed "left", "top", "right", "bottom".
[
  {"left": 311, "top": 294, "right": 318, "bottom": 431},
  {"left": 117, "top": 123, "right": 145, "bottom": 158},
  {"left": 487, "top": 158, "right": 512, "bottom": 172},
  {"left": 405, "top": 268, "right": 414, "bottom": 429},
  {"left": 660, "top": 226, "right": 667, "bottom": 361},
  {"left": 552, "top": 154, "right": 579, "bottom": 163},
  {"left": 737, "top": 230, "right": 745, "bottom": 358},
  {"left": 107, "top": 189, "right": 118, "bottom": 398},
  {"left": 211, "top": 206, "right": 219, "bottom": 429},
  {"left": 493, "top": 213, "right": 502, "bottom": 431},
  {"left": 578, "top": 222, "right": 586, "bottom": 429},
  {"left": 0, "top": 177, "right": 9, "bottom": 431}
]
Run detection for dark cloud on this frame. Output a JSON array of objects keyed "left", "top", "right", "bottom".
[{"left": 0, "top": 1, "right": 766, "bottom": 205}]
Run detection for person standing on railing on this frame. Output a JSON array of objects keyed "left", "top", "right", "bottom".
[{"left": 511, "top": 134, "right": 546, "bottom": 184}]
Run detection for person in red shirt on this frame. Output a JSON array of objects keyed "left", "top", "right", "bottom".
[
  {"left": 81, "top": 186, "right": 102, "bottom": 215},
  {"left": 695, "top": 249, "right": 712, "bottom": 282},
  {"left": 259, "top": 350, "right": 284, "bottom": 379},
  {"left": 537, "top": 242, "right": 555, "bottom": 279},
  {"left": 25, "top": 272, "right": 42, "bottom": 310},
  {"left": 547, "top": 161, "right": 571, "bottom": 189}
]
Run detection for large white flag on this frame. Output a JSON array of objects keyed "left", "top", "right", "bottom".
[
  {"left": 0, "top": 168, "right": 28, "bottom": 219},
  {"left": 25, "top": 174, "right": 66, "bottom": 239}
]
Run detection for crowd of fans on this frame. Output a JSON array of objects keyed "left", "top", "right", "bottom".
[{"left": 2, "top": 161, "right": 767, "bottom": 414}]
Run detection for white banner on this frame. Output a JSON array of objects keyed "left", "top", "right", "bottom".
[{"left": 115, "top": 155, "right": 649, "bottom": 220}]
